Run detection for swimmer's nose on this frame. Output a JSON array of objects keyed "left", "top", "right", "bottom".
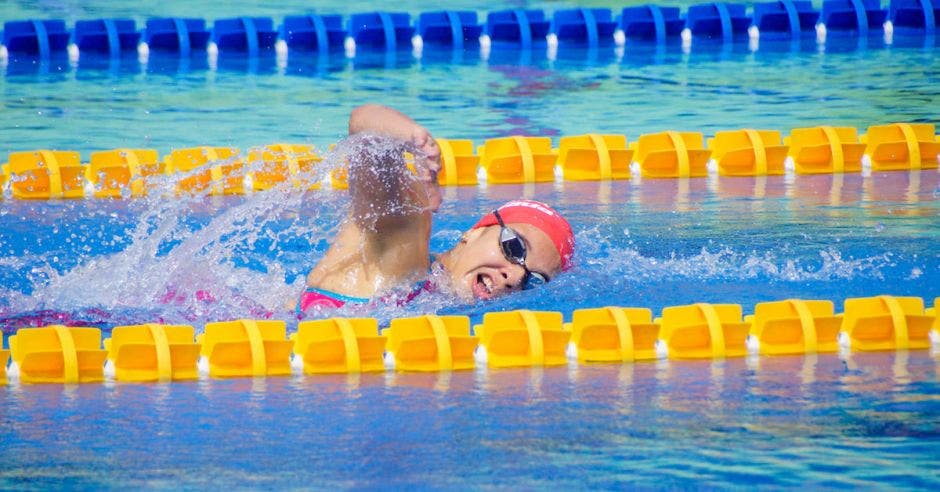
[{"left": 498, "top": 265, "right": 526, "bottom": 291}]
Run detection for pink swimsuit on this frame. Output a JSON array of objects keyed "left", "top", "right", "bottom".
[
  {"left": 297, "top": 281, "right": 431, "bottom": 314},
  {"left": 298, "top": 288, "right": 369, "bottom": 311}
]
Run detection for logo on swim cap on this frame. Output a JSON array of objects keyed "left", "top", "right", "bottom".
[{"left": 472, "top": 199, "right": 575, "bottom": 271}]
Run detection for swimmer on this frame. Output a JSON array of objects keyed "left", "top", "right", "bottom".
[{"left": 299, "top": 104, "right": 574, "bottom": 312}]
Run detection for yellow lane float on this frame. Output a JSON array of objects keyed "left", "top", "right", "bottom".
[
  {"left": 842, "top": 296, "right": 937, "bottom": 351},
  {"left": 927, "top": 297, "right": 939, "bottom": 330},
  {"left": 164, "top": 146, "right": 245, "bottom": 195},
  {"left": 747, "top": 299, "right": 842, "bottom": 355},
  {"left": 436, "top": 138, "right": 480, "bottom": 186},
  {"left": 104, "top": 324, "right": 201, "bottom": 382},
  {"left": 1, "top": 348, "right": 9, "bottom": 385},
  {"left": 864, "top": 123, "right": 940, "bottom": 171},
  {"left": 8, "top": 325, "right": 107, "bottom": 384},
  {"left": 567, "top": 307, "right": 659, "bottom": 363},
  {"left": 709, "top": 129, "right": 788, "bottom": 176},
  {"left": 478, "top": 136, "right": 556, "bottom": 184},
  {"left": 475, "top": 310, "right": 570, "bottom": 368},
  {"left": 198, "top": 319, "right": 293, "bottom": 377},
  {"left": 291, "top": 317, "right": 386, "bottom": 373},
  {"left": 557, "top": 134, "right": 633, "bottom": 181},
  {"left": 658, "top": 303, "right": 749, "bottom": 359},
  {"left": 86, "top": 149, "right": 164, "bottom": 198},
  {"left": 632, "top": 131, "right": 711, "bottom": 178},
  {"left": 1, "top": 122, "right": 938, "bottom": 201},
  {"left": 4, "top": 150, "right": 85, "bottom": 199},
  {"left": 384, "top": 315, "right": 477, "bottom": 371},
  {"left": 247, "top": 143, "right": 322, "bottom": 191},
  {"left": 787, "top": 126, "right": 865, "bottom": 174},
  {"left": 1, "top": 295, "right": 939, "bottom": 384}
]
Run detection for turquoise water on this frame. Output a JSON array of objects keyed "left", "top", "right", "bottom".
[
  {"left": 1, "top": 3, "right": 938, "bottom": 156},
  {"left": 2, "top": 0, "right": 940, "bottom": 488}
]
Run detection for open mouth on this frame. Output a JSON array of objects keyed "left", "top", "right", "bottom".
[{"left": 472, "top": 272, "right": 495, "bottom": 300}]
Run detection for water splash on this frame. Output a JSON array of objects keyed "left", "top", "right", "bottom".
[
  {"left": 2, "top": 139, "right": 381, "bottom": 326},
  {"left": 582, "top": 241, "right": 896, "bottom": 283}
]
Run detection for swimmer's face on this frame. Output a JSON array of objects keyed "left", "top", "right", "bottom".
[{"left": 447, "top": 223, "right": 562, "bottom": 301}]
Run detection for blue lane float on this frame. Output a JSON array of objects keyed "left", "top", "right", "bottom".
[
  {"left": 820, "top": 0, "right": 888, "bottom": 36},
  {"left": 752, "top": 0, "right": 821, "bottom": 38},
  {"left": 143, "top": 18, "right": 211, "bottom": 55},
  {"left": 685, "top": 3, "right": 752, "bottom": 42},
  {"left": 890, "top": 0, "right": 938, "bottom": 35},
  {"left": 485, "top": 9, "right": 551, "bottom": 48},
  {"left": 550, "top": 8, "right": 618, "bottom": 47},
  {"left": 212, "top": 17, "right": 278, "bottom": 56},
  {"left": 279, "top": 14, "right": 347, "bottom": 56},
  {"left": 2, "top": 20, "right": 70, "bottom": 58},
  {"left": 347, "top": 12, "right": 414, "bottom": 51},
  {"left": 618, "top": 5, "right": 686, "bottom": 44},
  {"left": 415, "top": 11, "right": 483, "bottom": 50},
  {"left": 2, "top": 2, "right": 939, "bottom": 67},
  {"left": 72, "top": 19, "right": 140, "bottom": 57}
]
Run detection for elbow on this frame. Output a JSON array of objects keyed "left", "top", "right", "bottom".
[{"left": 349, "top": 104, "right": 383, "bottom": 135}]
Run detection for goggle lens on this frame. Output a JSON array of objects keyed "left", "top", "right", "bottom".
[{"left": 493, "top": 209, "right": 549, "bottom": 290}]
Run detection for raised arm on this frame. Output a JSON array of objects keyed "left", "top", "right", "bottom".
[{"left": 345, "top": 104, "right": 442, "bottom": 232}]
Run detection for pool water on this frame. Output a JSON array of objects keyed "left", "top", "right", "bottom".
[
  {"left": 1, "top": 0, "right": 939, "bottom": 488},
  {"left": 2, "top": 352, "right": 939, "bottom": 488}
]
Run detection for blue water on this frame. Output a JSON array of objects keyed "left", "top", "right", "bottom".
[
  {"left": 2, "top": 352, "right": 940, "bottom": 488},
  {"left": 2, "top": 0, "right": 940, "bottom": 488}
]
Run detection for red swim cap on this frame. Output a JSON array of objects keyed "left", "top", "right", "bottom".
[{"left": 472, "top": 199, "right": 575, "bottom": 271}]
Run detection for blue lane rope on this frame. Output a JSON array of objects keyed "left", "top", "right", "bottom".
[
  {"left": 241, "top": 17, "right": 259, "bottom": 56},
  {"left": 378, "top": 12, "right": 396, "bottom": 51},
  {"left": 580, "top": 8, "right": 599, "bottom": 48},
  {"left": 647, "top": 5, "right": 666, "bottom": 44},
  {"left": 513, "top": 9, "right": 533, "bottom": 48},
  {"left": 780, "top": 0, "right": 802, "bottom": 38},
  {"left": 714, "top": 3, "right": 734, "bottom": 44},
  {"left": 103, "top": 19, "right": 120, "bottom": 58},
  {"left": 31, "top": 20, "right": 50, "bottom": 58},
  {"left": 920, "top": 0, "right": 936, "bottom": 35},
  {"left": 308, "top": 14, "right": 329, "bottom": 58},
  {"left": 848, "top": 0, "right": 869, "bottom": 37},
  {"left": 173, "top": 18, "right": 191, "bottom": 56},
  {"left": 446, "top": 11, "right": 464, "bottom": 50}
]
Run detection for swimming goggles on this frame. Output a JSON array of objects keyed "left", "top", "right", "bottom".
[{"left": 493, "top": 209, "right": 549, "bottom": 290}]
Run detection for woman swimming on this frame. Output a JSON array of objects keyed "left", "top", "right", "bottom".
[{"left": 299, "top": 104, "right": 575, "bottom": 312}]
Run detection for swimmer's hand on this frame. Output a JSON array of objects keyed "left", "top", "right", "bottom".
[{"left": 411, "top": 126, "right": 442, "bottom": 212}]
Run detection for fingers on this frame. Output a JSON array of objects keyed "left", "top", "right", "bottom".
[
  {"left": 407, "top": 125, "right": 443, "bottom": 212},
  {"left": 410, "top": 126, "right": 442, "bottom": 176}
]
